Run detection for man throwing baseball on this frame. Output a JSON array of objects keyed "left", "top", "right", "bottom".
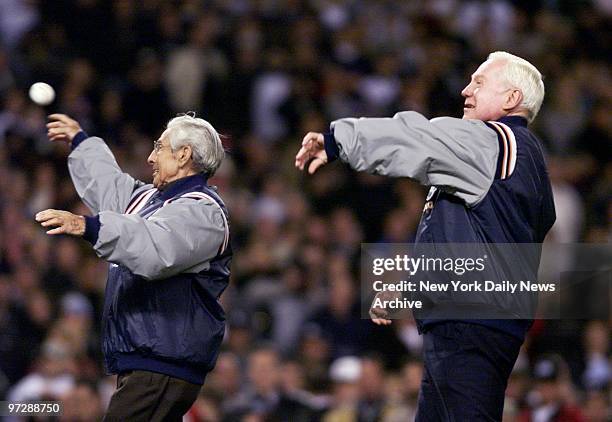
[
  {"left": 295, "top": 51, "right": 556, "bottom": 420},
  {"left": 37, "top": 113, "right": 231, "bottom": 421}
]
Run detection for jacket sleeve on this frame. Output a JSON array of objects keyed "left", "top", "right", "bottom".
[
  {"left": 92, "top": 196, "right": 227, "bottom": 281},
  {"left": 331, "top": 111, "right": 499, "bottom": 206},
  {"left": 68, "top": 137, "right": 145, "bottom": 214}
]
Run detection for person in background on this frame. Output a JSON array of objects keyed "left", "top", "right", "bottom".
[{"left": 519, "top": 355, "right": 585, "bottom": 422}]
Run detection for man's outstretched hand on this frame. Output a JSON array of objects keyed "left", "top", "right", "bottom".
[
  {"left": 35, "top": 209, "right": 85, "bottom": 236},
  {"left": 369, "top": 291, "right": 399, "bottom": 326},
  {"left": 46, "top": 114, "right": 82, "bottom": 143},
  {"left": 295, "top": 132, "right": 328, "bottom": 174}
]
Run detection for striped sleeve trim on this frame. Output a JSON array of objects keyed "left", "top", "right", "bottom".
[
  {"left": 487, "top": 121, "right": 517, "bottom": 179},
  {"left": 165, "top": 192, "right": 230, "bottom": 255},
  {"left": 125, "top": 188, "right": 157, "bottom": 214}
]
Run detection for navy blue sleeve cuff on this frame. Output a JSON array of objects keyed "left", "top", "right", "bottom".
[
  {"left": 71, "top": 130, "right": 89, "bottom": 150},
  {"left": 83, "top": 215, "right": 100, "bottom": 244},
  {"left": 323, "top": 131, "right": 339, "bottom": 163}
]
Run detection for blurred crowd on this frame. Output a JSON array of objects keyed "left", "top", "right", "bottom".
[{"left": 0, "top": 0, "right": 610, "bottom": 421}]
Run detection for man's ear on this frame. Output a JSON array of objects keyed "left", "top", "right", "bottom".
[
  {"left": 178, "top": 145, "right": 192, "bottom": 167},
  {"left": 504, "top": 89, "right": 523, "bottom": 112}
]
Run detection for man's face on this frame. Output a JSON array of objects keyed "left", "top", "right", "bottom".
[
  {"left": 247, "top": 350, "right": 280, "bottom": 395},
  {"left": 461, "top": 59, "right": 512, "bottom": 121},
  {"left": 147, "top": 129, "right": 179, "bottom": 188}
]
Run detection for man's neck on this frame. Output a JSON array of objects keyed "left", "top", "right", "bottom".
[
  {"left": 159, "top": 170, "right": 199, "bottom": 191},
  {"left": 505, "top": 110, "right": 529, "bottom": 121}
]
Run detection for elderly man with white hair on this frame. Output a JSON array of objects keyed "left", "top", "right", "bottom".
[
  {"left": 296, "top": 51, "right": 556, "bottom": 420},
  {"left": 37, "top": 113, "right": 231, "bottom": 421}
]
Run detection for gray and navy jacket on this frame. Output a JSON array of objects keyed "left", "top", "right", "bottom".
[
  {"left": 68, "top": 133, "right": 231, "bottom": 384},
  {"left": 324, "top": 112, "right": 556, "bottom": 340}
]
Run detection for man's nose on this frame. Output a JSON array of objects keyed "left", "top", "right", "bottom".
[
  {"left": 147, "top": 150, "right": 156, "bottom": 164},
  {"left": 461, "top": 83, "right": 472, "bottom": 98}
]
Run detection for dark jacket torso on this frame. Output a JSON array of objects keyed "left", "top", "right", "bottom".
[
  {"left": 102, "top": 174, "right": 232, "bottom": 384},
  {"left": 415, "top": 116, "right": 556, "bottom": 339}
]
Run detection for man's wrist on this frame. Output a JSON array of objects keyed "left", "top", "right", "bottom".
[
  {"left": 83, "top": 215, "right": 100, "bottom": 244},
  {"left": 323, "top": 131, "right": 339, "bottom": 162},
  {"left": 71, "top": 130, "right": 89, "bottom": 150}
]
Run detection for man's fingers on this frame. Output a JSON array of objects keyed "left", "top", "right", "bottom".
[
  {"left": 36, "top": 209, "right": 82, "bottom": 236},
  {"left": 295, "top": 145, "right": 311, "bottom": 162},
  {"left": 302, "top": 132, "right": 321, "bottom": 146},
  {"left": 295, "top": 147, "right": 314, "bottom": 171},
  {"left": 40, "top": 217, "right": 62, "bottom": 227},
  {"left": 297, "top": 132, "right": 326, "bottom": 172},
  {"left": 370, "top": 303, "right": 392, "bottom": 325},
  {"left": 372, "top": 318, "right": 392, "bottom": 326},
  {"left": 48, "top": 134, "right": 68, "bottom": 142},
  {"left": 46, "top": 226, "right": 65, "bottom": 235},
  {"left": 48, "top": 131, "right": 70, "bottom": 142},
  {"left": 46, "top": 121, "right": 64, "bottom": 129},
  {"left": 308, "top": 157, "right": 326, "bottom": 174},
  {"left": 35, "top": 209, "right": 58, "bottom": 222},
  {"left": 48, "top": 114, "right": 72, "bottom": 124},
  {"left": 369, "top": 306, "right": 388, "bottom": 318},
  {"left": 47, "top": 128, "right": 70, "bottom": 137},
  {"left": 47, "top": 128, "right": 65, "bottom": 135},
  {"left": 35, "top": 211, "right": 49, "bottom": 222}
]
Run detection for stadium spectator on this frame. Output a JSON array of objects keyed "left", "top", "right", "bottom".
[{"left": 519, "top": 355, "right": 585, "bottom": 422}]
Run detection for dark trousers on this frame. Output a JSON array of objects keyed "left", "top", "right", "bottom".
[
  {"left": 103, "top": 370, "right": 202, "bottom": 422},
  {"left": 415, "top": 322, "right": 522, "bottom": 422}
]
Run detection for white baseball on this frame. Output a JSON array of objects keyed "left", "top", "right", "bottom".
[{"left": 29, "top": 82, "right": 56, "bottom": 106}]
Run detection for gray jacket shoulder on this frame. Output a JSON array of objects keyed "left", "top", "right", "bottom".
[
  {"left": 94, "top": 193, "right": 228, "bottom": 280},
  {"left": 331, "top": 111, "right": 499, "bottom": 206}
]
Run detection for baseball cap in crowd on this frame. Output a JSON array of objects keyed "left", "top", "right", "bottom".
[{"left": 329, "top": 356, "right": 362, "bottom": 383}]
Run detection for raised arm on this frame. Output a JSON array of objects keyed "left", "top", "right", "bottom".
[
  {"left": 296, "top": 111, "right": 500, "bottom": 206},
  {"left": 35, "top": 195, "right": 228, "bottom": 280},
  {"left": 90, "top": 197, "right": 228, "bottom": 280},
  {"left": 47, "top": 114, "right": 144, "bottom": 214}
]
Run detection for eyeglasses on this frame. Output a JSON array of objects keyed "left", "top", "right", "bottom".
[{"left": 153, "top": 139, "right": 170, "bottom": 153}]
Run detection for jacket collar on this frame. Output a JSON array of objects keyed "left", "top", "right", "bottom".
[
  {"left": 497, "top": 115, "right": 528, "bottom": 127},
  {"left": 158, "top": 173, "right": 209, "bottom": 200}
]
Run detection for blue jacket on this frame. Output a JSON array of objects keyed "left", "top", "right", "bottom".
[
  {"left": 101, "top": 177, "right": 231, "bottom": 384},
  {"left": 69, "top": 135, "right": 231, "bottom": 384},
  {"left": 414, "top": 116, "right": 555, "bottom": 339},
  {"left": 326, "top": 113, "right": 555, "bottom": 340}
]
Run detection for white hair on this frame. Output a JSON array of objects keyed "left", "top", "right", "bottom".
[
  {"left": 166, "top": 113, "right": 224, "bottom": 175},
  {"left": 487, "top": 51, "right": 545, "bottom": 123}
]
